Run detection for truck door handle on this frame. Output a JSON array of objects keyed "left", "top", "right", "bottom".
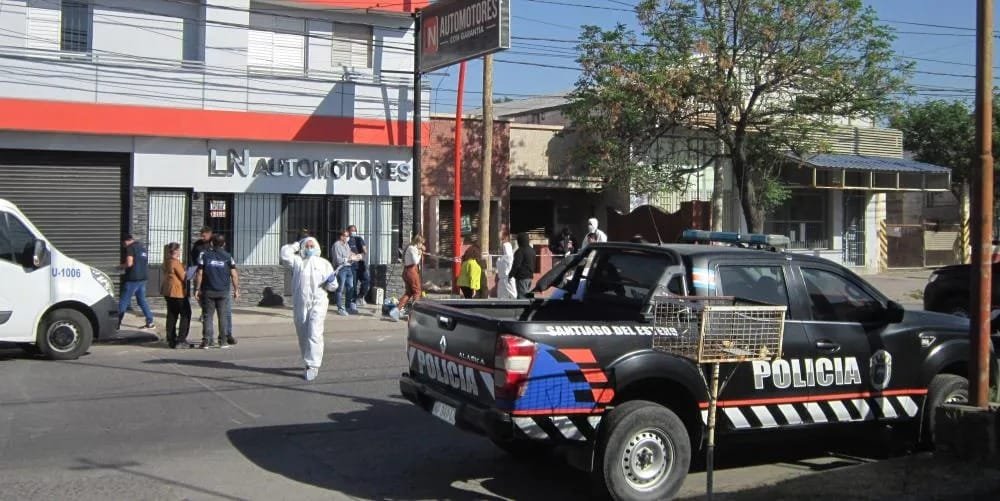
[
  {"left": 815, "top": 339, "right": 840, "bottom": 352},
  {"left": 437, "top": 315, "right": 456, "bottom": 330}
]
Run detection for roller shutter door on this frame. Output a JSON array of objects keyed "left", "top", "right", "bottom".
[{"left": 0, "top": 152, "right": 127, "bottom": 278}]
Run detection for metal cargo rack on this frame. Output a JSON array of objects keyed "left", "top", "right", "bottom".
[
  {"left": 650, "top": 295, "right": 786, "bottom": 363},
  {"left": 649, "top": 295, "right": 786, "bottom": 499}
]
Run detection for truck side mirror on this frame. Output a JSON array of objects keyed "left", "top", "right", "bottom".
[
  {"left": 885, "top": 300, "right": 904, "bottom": 324},
  {"left": 31, "top": 239, "right": 49, "bottom": 268}
]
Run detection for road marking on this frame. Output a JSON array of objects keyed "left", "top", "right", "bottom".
[{"left": 166, "top": 362, "right": 261, "bottom": 420}]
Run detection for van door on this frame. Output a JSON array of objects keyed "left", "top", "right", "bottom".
[{"left": 0, "top": 211, "right": 50, "bottom": 342}]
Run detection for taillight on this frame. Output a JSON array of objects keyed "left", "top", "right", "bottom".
[{"left": 494, "top": 334, "right": 536, "bottom": 401}]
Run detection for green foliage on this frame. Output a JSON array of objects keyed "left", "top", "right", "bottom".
[{"left": 566, "top": 0, "right": 911, "bottom": 231}]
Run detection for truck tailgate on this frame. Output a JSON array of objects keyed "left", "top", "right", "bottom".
[{"left": 406, "top": 301, "right": 502, "bottom": 408}]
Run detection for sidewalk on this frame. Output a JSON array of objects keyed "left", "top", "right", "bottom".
[
  {"left": 683, "top": 453, "right": 1000, "bottom": 500},
  {"left": 864, "top": 269, "right": 932, "bottom": 308},
  {"left": 111, "top": 302, "right": 394, "bottom": 344}
]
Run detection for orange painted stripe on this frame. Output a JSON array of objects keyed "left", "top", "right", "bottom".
[
  {"left": 0, "top": 98, "right": 430, "bottom": 147},
  {"left": 581, "top": 368, "right": 608, "bottom": 384},
  {"left": 289, "top": 0, "right": 429, "bottom": 13},
  {"left": 560, "top": 348, "right": 597, "bottom": 364},
  {"left": 592, "top": 388, "right": 615, "bottom": 404},
  {"left": 697, "top": 388, "right": 929, "bottom": 409}
]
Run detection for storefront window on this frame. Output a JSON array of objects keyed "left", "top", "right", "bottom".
[
  {"left": 282, "top": 195, "right": 400, "bottom": 265},
  {"left": 233, "top": 194, "right": 281, "bottom": 266},
  {"left": 204, "top": 193, "right": 235, "bottom": 256},
  {"left": 765, "top": 191, "right": 830, "bottom": 249}
]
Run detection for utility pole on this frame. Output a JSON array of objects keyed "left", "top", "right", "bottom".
[
  {"left": 412, "top": 11, "right": 423, "bottom": 238},
  {"left": 970, "top": 0, "right": 993, "bottom": 409},
  {"left": 453, "top": 62, "right": 467, "bottom": 293},
  {"left": 479, "top": 54, "right": 494, "bottom": 269}
]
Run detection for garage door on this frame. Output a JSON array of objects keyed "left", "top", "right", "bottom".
[{"left": 0, "top": 151, "right": 128, "bottom": 278}]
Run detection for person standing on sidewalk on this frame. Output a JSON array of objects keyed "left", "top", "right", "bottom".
[
  {"left": 392, "top": 234, "right": 424, "bottom": 321},
  {"left": 456, "top": 244, "right": 482, "bottom": 298},
  {"left": 194, "top": 235, "right": 239, "bottom": 349},
  {"left": 331, "top": 229, "right": 361, "bottom": 316},
  {"left": 188, "top": 226, "right": 213, "bottom": 323},
  {"left": 495, "top": 241, "right": 517, "bottom": 299},
  {"left": 347, "top": 225, "right": 370, "bottom": 306},
  {"left": 118, "top": 234, "right": 155, "bottom": 329},
  {"left": 509, "top": 233, "right": 536, "bottom": 299},
  {"left": 160, "top": 242, "right": 191, "bottom": 349},
  {"left": 280, "top": 236, "right": 336, "bottom": 381}
]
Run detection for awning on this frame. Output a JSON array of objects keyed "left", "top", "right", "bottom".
[
  {"left": 783, "top": 153, "right": 951, "bottom": 191},
  {"left": 509, "top": 174, "right": 605, "bottom": 190}
]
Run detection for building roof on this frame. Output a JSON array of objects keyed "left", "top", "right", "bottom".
[
  {"left": 790, "top": 153, "right": 951, "bottom": 174},
  {"left": 467, "top": 94, "right": 571, "bottom": 118}
]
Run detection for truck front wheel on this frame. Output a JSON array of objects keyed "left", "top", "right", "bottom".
[
  {"left": 923, "top": 373, "right": 969, "bottom": 445},
  {"left": 37, "top": 309, "right": 92, "bottom": 360},
  {"left": 595, "top": 400, "right": 690, "bottom": 501}
]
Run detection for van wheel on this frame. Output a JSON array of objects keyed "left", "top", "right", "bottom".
[
  {"left": 37, "top": 309, "right": 92, "bottom": 360},
  {"left": 923, "top": 374, "right": 969, "bottom": 445},
  {"left": 594, "top": 400, "right": 690, "bottom": 501}
]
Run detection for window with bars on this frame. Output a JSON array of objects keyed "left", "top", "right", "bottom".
[
  {"left": 765, "top": 191, "right": 831, "bottom": 250},
  {"left": 248, "top": 11, "right": 305, "bottom": 74},
  {"left": 60, "top": 0, "right": 91, "bottom": 53},
  {"left": 282, "top": 195, "right": 399, "bottom": 266},
  {"left": 331, "top": 22, "right": 372, "bottom": 69},
  {"left": 233, "top": 194, "right": 281, "bottom": 266},
  {"left": 147, "top": 191, "right": 189, "bottom": 265}
]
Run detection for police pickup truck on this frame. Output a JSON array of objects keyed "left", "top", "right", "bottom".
[{"left": 399, "top": 231, "right": 995, "bottom": 500}]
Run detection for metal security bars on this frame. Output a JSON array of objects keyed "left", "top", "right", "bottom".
[
  {"left": 147, "top": 190, "right": 189, "bottom": 264},
  {"left": 60, "top": 1, "right": 91, "bottom": 53},
  {"left": 233, "top": 194, "right": 281, "bottom": 266}
]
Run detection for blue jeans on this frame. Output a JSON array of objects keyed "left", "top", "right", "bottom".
[
  {"left": 335, "top": 266, "right": 356, "bottom": 310},
  {"left": 118, "top": 280, "right": 154, "bottom": 324},
  {"left": 354, "top": 263, "right": 370, "bottom": 302}
]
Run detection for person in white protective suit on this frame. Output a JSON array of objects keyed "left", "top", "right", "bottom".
[
  {"left": 495, "top": 241, "right": 517, "bottom": 299},
  {"left": 280, "top": 237, "right": 337, "bottom": 381}
]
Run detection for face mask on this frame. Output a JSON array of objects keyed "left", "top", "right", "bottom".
[
  {"left": 304, "top": 248, "right": 319, "bottom": 258},
  {"left": 587, "top": 225, "right": 596, "bottom": 233}
]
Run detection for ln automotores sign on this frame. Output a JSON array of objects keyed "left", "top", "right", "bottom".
[{"left": 419, "top": 0, "right": 510, "bottom": 73}]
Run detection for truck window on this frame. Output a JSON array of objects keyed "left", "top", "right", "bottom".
[
  {"left": 801, "top": 267, "right": 881, "bottom": 322},
  {"left": 718, "top": 265, "right": 789, "bottom": 307},
  {"left": 584, "top": 251, "right": 671, "bottom": 307}
]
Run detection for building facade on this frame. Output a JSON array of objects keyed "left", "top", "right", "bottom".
[{"left": 0, "top": 0, "right": 428, "bottom": 305}]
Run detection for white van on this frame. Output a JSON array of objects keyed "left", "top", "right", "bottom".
[{"left": 0, "top": 198, "right": 117, "bottom": 359}]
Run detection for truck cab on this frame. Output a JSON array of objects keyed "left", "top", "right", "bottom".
[{"left": 0, "top": 198, "right": 117, "bottom": 359}]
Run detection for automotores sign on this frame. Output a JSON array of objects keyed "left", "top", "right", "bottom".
[
  {"left": 208, "top": 148, "right": 411, "bottom": 183},
  {"left": 419, "top": 0, "right": 510, "bottom": 73}
]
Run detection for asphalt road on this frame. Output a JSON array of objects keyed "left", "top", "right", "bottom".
[{"left": 0, "top": 309, "right": 889, "bottom": 501}]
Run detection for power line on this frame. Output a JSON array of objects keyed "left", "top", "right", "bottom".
[{"left": 523, "top": 0, "right": 635, "bottom": 13}]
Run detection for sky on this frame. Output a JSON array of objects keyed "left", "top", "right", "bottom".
[{"left": 426, "top": 0, "right": 997, "bottom": 114}]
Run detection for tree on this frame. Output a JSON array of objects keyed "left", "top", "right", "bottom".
[
  {"left": 890, "top": 97, "right": 1000, "bottom": 262},
  {"left": 566, "top": 0, "right": 910, "bottom": 232}
]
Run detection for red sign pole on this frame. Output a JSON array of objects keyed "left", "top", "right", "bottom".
[{"left": 453, "top": 62, "right": 467, "bottom": 293}]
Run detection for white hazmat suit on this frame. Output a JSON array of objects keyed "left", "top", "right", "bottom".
[
  {"left": 495, "top": 242, "right": 517, "bottom": 299},
  {"left": 280, "top": 238, "right": 336, "bottom": 377}
]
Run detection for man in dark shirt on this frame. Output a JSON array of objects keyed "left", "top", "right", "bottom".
[
  {"left": 118, "top": 234, "right": 155, "bottom": 329},
  {"left": 188, "top": 226, "right": 213, "bottom": 322},
  {"left": 509, "top": 233, "right": 536, "bottom": 299},
  {"left": 194, "top": 235, "right": 240, "bottom": 349},
  {"left": 347, "top": 224, "right": 370, "bottom": 306}
]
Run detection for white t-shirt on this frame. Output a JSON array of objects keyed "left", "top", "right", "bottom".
[{"left": 404, "top": 245, "right": 422, "bottom": 266}]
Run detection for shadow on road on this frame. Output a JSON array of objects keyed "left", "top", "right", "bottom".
[{"left": 227, "top": 394, "right": 598, "bottom": 501}]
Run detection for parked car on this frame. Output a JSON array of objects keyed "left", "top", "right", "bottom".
[
  {"left": 924, "top": 258, "right": 1000, "bottom": 332},
  {"left": 401, "top": 231, "right": 992, "bottom": 500}
]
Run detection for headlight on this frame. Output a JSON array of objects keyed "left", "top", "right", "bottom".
[{"left": 91, "top": 268, "right": 115, "bottom": 297}]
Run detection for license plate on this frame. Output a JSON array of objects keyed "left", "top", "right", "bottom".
[{"left": 431, "top": 401, "right": 456, "bottom": 425}]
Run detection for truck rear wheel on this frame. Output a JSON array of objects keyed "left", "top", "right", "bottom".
[
  {"left": 923, "top": 373, "right": 969, "bottom": 445},
  {"left": 595, "top": 400, "right": 690, "bottom": 501},
  {"left": 37, "top": 309, "right": 92, "bottom": 360}
]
